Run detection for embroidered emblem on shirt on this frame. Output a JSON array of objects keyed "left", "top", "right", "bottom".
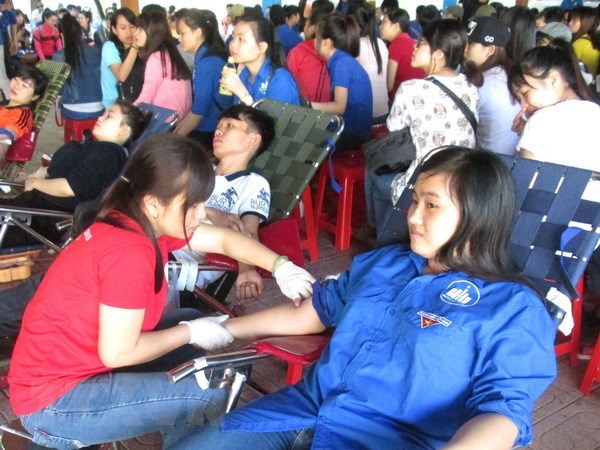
[
  {"left": 83, "top": 229, "right": 92, "bottom": 241},
  {"left": 418, "top": 311, "right": 452, "bottom": 328},
  {"left": 259, "top": 81, "right": 269, "bottom": 94},
  {"left": 250, "top": 187, "right": 270, "bottom": 213},
  {"left": 208, "top": 187, "right": 239, "bottom": 211},
  {"left": 440, "top": 280, "right": 481, "bottom": 307}
]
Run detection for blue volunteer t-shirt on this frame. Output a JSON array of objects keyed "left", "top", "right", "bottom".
[
  {"left": 237, "top": 59, "right": 299, "bottom": 106},
  {"left": 192, "top": 45, "right": 234, "bottom": 133},
  {"left": 327, "top": 49, "right": 373, "bottom": 140},
  {"left": 221, "top": 245, "right": 557, "bottom": 448},
  {"left": 277, "top": 24, "right": 302, "bottom": 56}
]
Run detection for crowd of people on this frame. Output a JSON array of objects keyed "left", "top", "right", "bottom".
[{"left": 0, "top": 0, "right": 599, "bottom": 449}]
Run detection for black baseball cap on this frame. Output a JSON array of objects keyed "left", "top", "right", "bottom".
[{"left": 467, "top": 16, "right": 510, "bottom": 47}]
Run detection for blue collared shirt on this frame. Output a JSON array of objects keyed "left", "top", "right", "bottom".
[
  {"left": 222, "top": 245, "right": 557, "bottom": 448},
  {"left": 237, "top": 59, "right": 299, "bottom": 106},
  {"left": 327, "top": 49, "right": 373, "bottom": 140},
  {"left": 277, "top": 24, "right": 302, "bottom": 56},
  {"left": 192, "top": 45, "right": 234, "bottom": 132}
]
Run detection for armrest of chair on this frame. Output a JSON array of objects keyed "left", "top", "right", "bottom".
[
  {"left": 204, "top": 218, "right": 305, "bottom": 277},
  {"left": 0, "top": 205, "right": 73, "bottom": 252},
  {"left": 0, "top": 180, "right": 24, "bottom": 188},
  {"left": 167, "top": 334, "right": 331, "bottom": 384}
]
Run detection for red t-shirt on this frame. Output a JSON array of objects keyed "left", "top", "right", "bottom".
[
  {"left": 388, "top": 33, "right": 425, "bottom": 99},
  {"left": 287, "top": 39, "right": 331, "bottom": 103},
  {"left": 8, "top": 214, "right": 186, "bottom": 415}
]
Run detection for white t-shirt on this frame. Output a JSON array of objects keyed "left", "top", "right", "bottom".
[
  {"left": 206, "top": 171, "right": 270, "bottom": 221},
  {"left": 172, "top": 170, "right": 271, "bottom": 288},
  {"left": 357, "top": 36, "right": 389, "bottom": 119},
  {"left": 387, "top": 74, "right": 479, "bottom": 203},
  {"left": 477, "top": 66, "right": 520, "bottom": 156},
  {"left": 518, "top": 99, "right": 600, "bottom": 201}
]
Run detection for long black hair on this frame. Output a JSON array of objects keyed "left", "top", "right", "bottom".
[
  {"left": 348, "top": 2, "right": 383, "bottom": 74},
  {"left": 137, "top": 11, "right": 192, "bottom": 81},
  {"left": 60, "top": 14, "right": 84, "bottom": 72},
  {"left": 97, "top": 134, "right": 215, "bottom": 292},
  {"left": 417, "top": 147, "right": 529, "bottom": 286},
  {"left": 500, "top": 6, "right": 536, "bottom": 67}
]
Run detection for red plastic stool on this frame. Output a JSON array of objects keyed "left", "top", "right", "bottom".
[
  {"left": 314, "top": 150, "right": 365, "bottom": 251},
  {"left": 63, "top": 117, "right": 98, "bottom": 143},
  {"left": 291, "top": 186, "right": 320, "bottom": 262}
]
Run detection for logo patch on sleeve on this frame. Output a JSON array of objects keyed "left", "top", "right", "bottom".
[
  {"left": 440, "top": 280, "right": 480, "bottom": 307},
  {"left": 418, "top": 311, "right": 452, "bottom": 328}
]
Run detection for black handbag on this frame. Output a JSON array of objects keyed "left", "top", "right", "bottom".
[
  {"left": 364, "top": 76, "right": 478, "bottom": 176},
  {"left": 364, "top": 127, "right": 416, "bottom": 176}
]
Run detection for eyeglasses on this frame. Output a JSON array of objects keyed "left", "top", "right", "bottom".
[{"left": 416, "top": 38, "right": 429, "bottom": 48}]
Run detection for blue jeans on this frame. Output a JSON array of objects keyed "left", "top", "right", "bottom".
[
  {"left": 20, "top": 308, "right": 228, "bottom": 449},
  {"left": 167, "top": 425, "right": 315, "bottom": 450},
  {"left": 364, "top": 169, "right": 396, "bottom": 239}
]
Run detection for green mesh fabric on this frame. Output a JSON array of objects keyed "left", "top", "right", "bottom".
[
  {"left": 250, "top": 100, "right": 343, "bottom": 222},
  {"left": 33, "top": 60, "right": 71, "bottom": 131}
]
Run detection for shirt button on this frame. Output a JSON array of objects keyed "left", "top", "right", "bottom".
[
  {"left": 340, "top": 383, "right": 347, "bottom": 390},
  {"left": 366, "top": 345, "right": 372, "bottom": 351},
  {"left": 389, "top": 308, "right": 396, "bottom": 316}
]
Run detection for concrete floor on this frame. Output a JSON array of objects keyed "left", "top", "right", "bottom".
[{"left": 0, "top": 109, "right": 599, "bottom": 449}]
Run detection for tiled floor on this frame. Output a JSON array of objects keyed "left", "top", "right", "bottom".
[{"left": 0, "top": 110, "right": 599, "bottom": 449}]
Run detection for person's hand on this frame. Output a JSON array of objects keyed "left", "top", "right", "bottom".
[
  {"left": 24, "top": 167, "right": 47, "bottom": 191},
  {"left": 180, "top": 315, "right": 234, "bottom": 350},
  {"left": 206, "top": 208, "right": 247, "bottom": 234},
  {"left": 511, "top": 107, "right": 528, "bottom": 135},
  {"left": 220, "top": 69, "right": 246, "bottom": 99},
  {"left": 273, "top": 261, "right": 316, "bottom": 307},
  {"left": 8, "top": 43, "right": 16, "bottom": 55},
  {"left": 236, "top": 269, "right": 263, "bottom": 300}
]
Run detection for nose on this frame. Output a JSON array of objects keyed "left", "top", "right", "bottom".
[{"left": 408, "top": 203, "right": 423, "bottom": 225}]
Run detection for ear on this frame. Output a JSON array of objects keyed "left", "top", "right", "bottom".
[
  {"left": 246, "top": 131, "right": 262, "bottom": 152},
  {"left": 142, "top": 194, "right": 160, "bottom": 219},
  {"left": 119, "top": 123, "right": 132, "bottom": 140},
  {"left": 485, "top": 45, "right": 497, "bottom": 58},
  {"left": 258, "top": 41, "right": 269, "bottom": 55},
  {"left": 547, "top": 68, "right": 562, "bottom": 88}
]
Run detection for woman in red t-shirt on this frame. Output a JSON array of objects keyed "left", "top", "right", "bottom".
[{"left": 8, "top": 133, "right": 314, "bottom": 449}]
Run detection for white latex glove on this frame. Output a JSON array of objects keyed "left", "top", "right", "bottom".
[
  {"left": 180, "top": 315, "right": 234, "bottom": 350},
  {"left": 273, "top": 261, "right": 316, "bottom": 307}
]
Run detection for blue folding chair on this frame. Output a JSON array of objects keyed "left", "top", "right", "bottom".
[{"left": 379, "top": 149, "right": 600, "bottom": 366}]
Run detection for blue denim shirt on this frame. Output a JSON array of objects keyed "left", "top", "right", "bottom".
[
  {"left": 53, "top": 45, "right": 103, "bottom": 105},
  {"left": 222, "top": 245, "right": 557, "bottom": 448}
]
